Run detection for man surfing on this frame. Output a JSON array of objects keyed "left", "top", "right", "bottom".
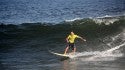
[{"left": 64, "top": 31, "right": 86, "bottom": 55}]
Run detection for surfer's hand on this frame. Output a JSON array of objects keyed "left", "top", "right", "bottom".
[
  {"left": 84, "top": 39, "right": 86, "bottom": 42},
  {"left": 82, "top": 39, "right": 86, "bottom": 42}
]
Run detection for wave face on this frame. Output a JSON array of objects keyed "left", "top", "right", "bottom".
[
  {"left": 1, "top": 18, "right": 125, "bottom": 40},
  {"left": 70, "top": 33, "right": 125, "bottom": 61},
  {"left": 0, "top": 0, "right": 125, "bottom": 24},
  {"left": 0, "top": 19, "right": 125, "bottom": 70}
]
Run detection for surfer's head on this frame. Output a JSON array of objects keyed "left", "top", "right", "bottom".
[{"left": 70, "top": 31, "right": 74, "bottom": 35}]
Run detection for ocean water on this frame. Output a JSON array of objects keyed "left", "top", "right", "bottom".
[
  {"left": 0, "top": 22, "right": 125, "bottom": 70},
  {"left": 0, "top": 0, "right": 125, "bottom": 24},
  {"left": 0, "top": 0, "right": 125, "bottom": 70}
]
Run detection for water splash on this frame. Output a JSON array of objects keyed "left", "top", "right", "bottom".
[
  {"left": 69, "top": 43, "right": 124, "bottom": 61},
  {"left": 69, "top": 32, "right": 125, "bottom": 61}
]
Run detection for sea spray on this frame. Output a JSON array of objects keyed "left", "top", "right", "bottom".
[{"left": 69, "top": 32, "right": 125, "bottom": 61}]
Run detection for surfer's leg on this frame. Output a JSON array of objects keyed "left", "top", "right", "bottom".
[
  {"left": 73, "top": 47, "right": 76, "bottom": 54},
  {"left": 71, "top": 43, "right": 76, "bottom": 54},
  {"left": 64, "top": 46, "right": 69, "bottom": 55}
]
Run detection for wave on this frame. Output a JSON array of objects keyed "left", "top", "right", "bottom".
[
  {"left": 1, "top": 16, "right": 125, "bottom": 40},
  {"left": 65, "top": 18, "right": 82, "bottom": 22},
  {"left": 50, "top": 41, "right": 125, "bottom": 60},
  {"left": 0, "top": 16, "right": 125, "bottom": 55},
  {"left": 69, "top": 31, "right": 125, "bottom": 61},
  {"left": 64, "top": 15, "right": 125, "bottom": 24}
]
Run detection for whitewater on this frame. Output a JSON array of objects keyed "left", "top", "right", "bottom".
[{"left": 68, "top": 31, "right": 125, "bottom": 62}]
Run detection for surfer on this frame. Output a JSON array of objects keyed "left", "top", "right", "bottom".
[{"left": 64, "top": 31, "right": 86, "bottom": 55}]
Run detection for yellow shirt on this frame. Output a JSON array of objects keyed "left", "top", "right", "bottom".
[{"left": 67, "top": 34, "right": 79, "bottom": 43}]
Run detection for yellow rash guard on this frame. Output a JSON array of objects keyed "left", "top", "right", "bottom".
[{"left": 67, "top": 34, "right": 79, "bottom": 43}]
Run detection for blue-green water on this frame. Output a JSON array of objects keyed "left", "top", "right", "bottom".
[
  {"left": 0, "top": 0, "right": 125, "bottom": 24},
  {"left": 0, "top": 0, "right": 125, "bottom": 70},
  {"left": 1, "top": 21, "right": 125, "bottom": 70}
]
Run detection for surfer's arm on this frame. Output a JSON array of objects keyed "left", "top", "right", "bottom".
[
  {"left": 78, "top": 36, "right": 86, "bottom": 42},
  {"left": 66, "top": 37, "right": 69, "bottom": 43}
]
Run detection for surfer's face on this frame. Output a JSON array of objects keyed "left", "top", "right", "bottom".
[{"left": 71, "top": 32, "right": 74, "bottom": 35}]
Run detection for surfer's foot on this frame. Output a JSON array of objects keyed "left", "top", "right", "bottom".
[
  {"left": 64, "top": 53, "right": 66, "bottom": 55},
  {"left": 70, "top": 52, "right": 75, "bottom": 55}
]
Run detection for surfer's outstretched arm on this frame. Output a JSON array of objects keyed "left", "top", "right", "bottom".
[{"left": 78, "top": 36, "right": 86, "bottom": 42}]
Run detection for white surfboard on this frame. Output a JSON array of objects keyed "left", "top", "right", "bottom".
[{"left": 50, "top": 51, "right": 70, "bottom": 57}]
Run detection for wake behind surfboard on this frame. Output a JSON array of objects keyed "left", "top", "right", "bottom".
[{"left": 49, "top": 41, "right": 125, "bottom": 61}]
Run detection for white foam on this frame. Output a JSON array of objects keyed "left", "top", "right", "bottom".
[
  {"left": 65, "top": 18, "right": 82, "bottom": 22},
  {"left": 69, "top": 42, "right": 125, "bottom": 61},
  {"left": 97, "top": 15, "right": 112, "bottom": 19},
  {"left": 105, "top": 43, "right": 125, "bottom": 52},
  {"left": 69, "top": 31, "right": 125, "bottom": 61},
  {"left": 68, "top": 51, "right": 100, "bottom": 58}
]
